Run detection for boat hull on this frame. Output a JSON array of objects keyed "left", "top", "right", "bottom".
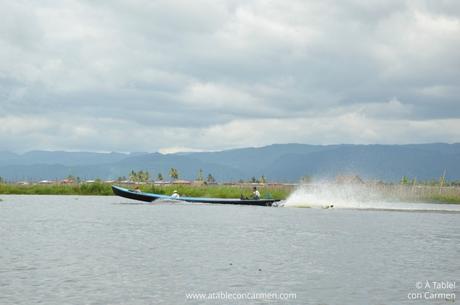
[{"left": 112, "top": 185, "right": 279, "bottom": 206}]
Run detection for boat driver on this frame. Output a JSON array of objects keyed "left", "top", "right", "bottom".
[
  {"left": 252, "top": 187, "right": 260, "bottom": 200},
  {"left": 171, "top": 190, "right": 180, "bottom": 198}
]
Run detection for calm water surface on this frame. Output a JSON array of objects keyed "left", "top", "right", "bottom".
[{"left": 1, "top": 195, "right": 459, "bottom": 305}]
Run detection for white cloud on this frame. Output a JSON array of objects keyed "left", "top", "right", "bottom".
[
  {"left": 416, "top": 85, "right": 459, "bottom": 98},
  {"left": 158, "top": 146, "right": 208, "bottom": 154},
  {"left": 0, "top": 0, "right": 459, "bottom": 152}
]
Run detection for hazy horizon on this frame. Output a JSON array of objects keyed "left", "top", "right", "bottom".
[{"left": 2, "top": 141, "right": 460, "bottom": 155}]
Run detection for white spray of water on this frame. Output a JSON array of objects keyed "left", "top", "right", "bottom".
[
  {"left": 282, "top": 182, "right": 460, "bottom": 212},
  {"left": 284, "top": 183, "right": 382, "bottom": 209}
]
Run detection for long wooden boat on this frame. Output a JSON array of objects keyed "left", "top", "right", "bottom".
[{"left": 112, "top": 185, "right": 279, "bottom": 206}]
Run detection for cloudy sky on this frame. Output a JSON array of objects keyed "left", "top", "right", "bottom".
[{"left": 1, "top": 0, "right": 459, "bottom": 153}]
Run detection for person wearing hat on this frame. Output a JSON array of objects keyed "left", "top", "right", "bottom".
[
  {"left": 171, "top": 190, "right": 180, "bottom": 198},
  {"left": 252, "top": 187, "right": 260, "bottom": 200}
]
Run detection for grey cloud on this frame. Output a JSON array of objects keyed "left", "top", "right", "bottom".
[{"left": 0, "top": 0, "right": 459, "bottom": 152}]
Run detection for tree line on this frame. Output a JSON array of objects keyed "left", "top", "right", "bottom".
[
  {"left": 0, "top": 173, "right": 269, "bottom": 184},
  {"left": 125, "top": 168, "right": 216, "bottom": 183}
]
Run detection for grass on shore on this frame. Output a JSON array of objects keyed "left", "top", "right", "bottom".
[
  {"left": 423, "top": 194, "right": 460, "bottom": 204},
  {"left": 0, "top": 182, "right": 114, "bottom": 196},
  {"left": 0, "top": 182, "right": 459, "bottom": 204},
  {"left": 141, "top": 184, "right": 291, "bottom": 200},
  {"left": 0, "top": 182, "right": 291, "bottom": 200},
  {"left": 372, "top": 184, "right": 460, "bottom": 204}
]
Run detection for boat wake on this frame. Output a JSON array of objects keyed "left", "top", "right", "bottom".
[{"left": 282, "top": 183, "right": 460, "bottom": 213}]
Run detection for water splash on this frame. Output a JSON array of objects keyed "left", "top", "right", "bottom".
[
  {"left": 284, "top": 183, "right": 381, "bottom": 208},
  {"left": 282, "top": 183, "right": 460, "bottom": 212}
]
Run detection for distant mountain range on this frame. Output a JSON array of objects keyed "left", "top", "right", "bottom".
[{"left": 1, "top": 143, "right": 460, "bottom": 182}]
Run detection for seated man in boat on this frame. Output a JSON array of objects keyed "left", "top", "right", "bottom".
[
  {"left": 171, "top": 190, "right": 180, "bottom": 198},
  {"left": 252, "top": 187, "right": 260, "bottom": 200}
]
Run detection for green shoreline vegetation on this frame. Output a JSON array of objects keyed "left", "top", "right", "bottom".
[
  {"left": 0, "top": 181, "right": 460, "bottom": 204},
  {"left": 0, "top": 182, "right": 291, "bottom": 200}
]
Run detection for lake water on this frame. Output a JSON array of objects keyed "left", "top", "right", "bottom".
[{"left": 1, "top": 195, "right": 459, "bottom": 305}]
